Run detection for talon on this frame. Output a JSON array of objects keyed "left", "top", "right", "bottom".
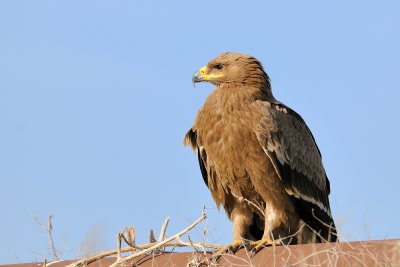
[
  {"left": 248, "top": 237, "right": 282, "bottom": 254},
  {"left": 211, "top": 239, "right": 246, "bottom": 261}
]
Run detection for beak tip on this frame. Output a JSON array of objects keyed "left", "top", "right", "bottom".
[{"left": 192, "top": 71, "right": 203, "bottom": 85}]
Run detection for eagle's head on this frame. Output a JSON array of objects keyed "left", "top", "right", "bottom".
[{"left": 192, "top": 52, "right": 271, "bottom": 91}]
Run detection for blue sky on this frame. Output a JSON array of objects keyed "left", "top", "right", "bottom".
[{"left": 1, "top": 0, "right": 399, "bottom": 263}]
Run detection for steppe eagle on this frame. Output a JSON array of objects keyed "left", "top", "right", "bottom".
[{"left": 184, "top": 52, "right": 337, "bottom": 252}]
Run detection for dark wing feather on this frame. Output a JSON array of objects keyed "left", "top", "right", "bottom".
[
  {"left": 256, "top": 101, "right": 337, "bottom": 242},
  {"left": 184, "top": 129, "right": 209, "bottom": 187},
  {"left": 197, "top": 147, "right": 209, "bottom": 187}
]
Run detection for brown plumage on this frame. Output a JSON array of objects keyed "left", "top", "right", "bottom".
[{"left": 184, "top": 52, "right": 337, "bottom": 247}]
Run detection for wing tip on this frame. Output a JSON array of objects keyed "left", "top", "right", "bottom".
[{"left": 183, "top": 129, "right": 197, "bottom": 152}]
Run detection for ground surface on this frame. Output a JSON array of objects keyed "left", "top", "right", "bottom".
[{"left": 1, "top": 239, "right": 399, "bottom": 266}]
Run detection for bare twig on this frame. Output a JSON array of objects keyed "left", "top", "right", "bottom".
[
  {"left": 357, "top": 240, "right": 381, "bottom": 263},
  {"left": 110, "top": 212, "right": 207, "bottom": 266},
  {"left": 116, "top": 234, "right": 122, "bottom": 259},
  {"left": 47, "top": 215, "right": 59, "bottom": 261},
  {"left": 122, "top": 226, "right": 137, "bottom": 255},
  {"left": 33, "top": 214, "right": 60, "bottom": 261},
  {"left": 305, "top": 224, "right": 329, "bottom": 243},
  {"left": 187, "top": 235, "right": 201, "bottom": 252},
  {"left": 157, "top": 217, "right": 170, "bottom": 252},
  {"left": 13, "top": 254, "right": 21, "bottom": 263},
  {"left": 311, "top": 209, "right": 338, "bottom": 241},
  {"left": 124, "top": 226, "right": 136, "bottom": 246},
  {"left": 149, "top": 229, "right": 156, "bottom": 243},
  {"left": 158, "top": 217, "right": 170, "bottom": 242},
  {"left": 120, "top": 233, "right": 142, "bottom": 250},
  {"left": 231, "top": 192, "right": 265, "bottom": 216}
]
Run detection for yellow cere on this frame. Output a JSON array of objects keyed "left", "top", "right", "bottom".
[{"left": 199, "top": 66, "right": 224, "bottom": 80}]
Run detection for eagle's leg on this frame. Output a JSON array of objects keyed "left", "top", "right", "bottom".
[
  {"left": 248, "top": 225, "right": 283, "bottom": 253},
  {"left": 248, "top": 204, "right": 284, "bottom": 253},
  {"left": 212, "top": 207, "right": 253, "bottom": 258}
]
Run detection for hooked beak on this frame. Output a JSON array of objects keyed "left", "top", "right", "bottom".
[
  {"left": 192, "top": 70, "right": 203, "bottom": 85},
  {"left": 192, "top": 66, "right": 208, "bottom": 86}
]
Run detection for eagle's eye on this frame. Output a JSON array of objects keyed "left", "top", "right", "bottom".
[{"left": 214, "top": 64, "right": 223, "bottom": 70}]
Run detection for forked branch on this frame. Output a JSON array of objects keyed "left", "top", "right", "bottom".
[
  {"left": 109, "top": 212, "right": 207, "bottom": 266},
  {"left": 67, "top": 210, "right": 217, "bottom": 267}
]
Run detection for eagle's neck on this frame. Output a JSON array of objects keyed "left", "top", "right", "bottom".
[
  {"left": 216, "top": 83, "right": 275, "bottom": 103},
  {"left": 243, "top": 75, "right": 272, "bottom": 96}
]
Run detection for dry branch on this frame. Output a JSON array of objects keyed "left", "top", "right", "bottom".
[
  {"left": 124, "top": 227, "right": 135, "bottom": 246},
  {"left": 120, "top": 233, "right": 141, "bottom": 250},
  {"left": 67, "top": 210, "right": 217, "bottom": 267},
  {"left": 109, "top": 212, "right": 207, "bottom": 266},
  {"left": 47, "top": 215, "right": 59, "bottom": 261},
  {"left": 158, "top": 217, "right": 170, "bottom": 242},
  {"left": 115, "top": 234, "right": 122, "bottom": 259}
]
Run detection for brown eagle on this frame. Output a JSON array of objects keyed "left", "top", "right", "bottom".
[{"left": 184, "top": 52, "right": 337, "bottom": 252}]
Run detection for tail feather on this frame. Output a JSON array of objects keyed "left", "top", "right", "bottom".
[{"left": 293, "top": 196, "right": 338, "bottom": 242}]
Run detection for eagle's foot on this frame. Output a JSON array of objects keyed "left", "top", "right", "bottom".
[
  {"left": 211, "top": 239, "right": 246, "bottom": 261},
  {"left": 249, "top": 237, "right": 282, "bottom": 254}
]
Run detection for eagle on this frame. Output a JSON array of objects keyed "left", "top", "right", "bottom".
[{"left": 184, "top": 52, "right": 337, "bottom": 252}]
